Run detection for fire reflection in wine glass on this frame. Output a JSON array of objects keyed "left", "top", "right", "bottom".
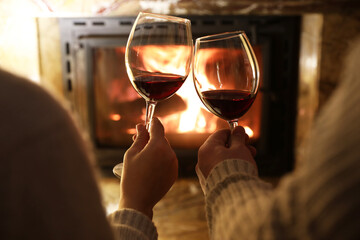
[
  {"left": 125, "top": 12, "right": 193, "bottom": 130},
  {"left": 193, "top": 31, "right": 260, "bottom": 130},
  {"left": 113, "top": 12, "right": 193, "bottom": 179}
]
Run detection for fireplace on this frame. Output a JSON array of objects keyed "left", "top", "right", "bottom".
[{"left": 59, "top": 15, "right": 300, "bottom": 176}]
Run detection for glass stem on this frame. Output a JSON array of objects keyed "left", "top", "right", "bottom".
[
  {"left": 226, "top": 120, "right": 238, "bottom": 147},
  {"left": 228, "top": 120, "right": 238, "bottom": 131},
  {"left": 145, "top": 100, "right": 157, "bottom": 130}
]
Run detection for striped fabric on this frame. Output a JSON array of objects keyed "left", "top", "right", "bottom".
[{"left": 109, "top": 209, "right": 158, "bottom": 240}]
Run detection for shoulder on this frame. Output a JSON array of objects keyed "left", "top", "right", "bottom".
[
  {"left": 0, "top": 69, "right": 65, "bottom": 115},
  {"left": 0, "top": 69, "right": 76, "bottom": 143}
]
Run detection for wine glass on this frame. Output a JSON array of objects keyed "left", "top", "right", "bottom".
[
  {"left": 193, "top": 31, "right": 260, "bottom": 130},
  {"left": 113, "top": 12, "right": 192, "bottom": 179},
  {"left": 125, "top": 12, "right": 193, "bottom": 130}
]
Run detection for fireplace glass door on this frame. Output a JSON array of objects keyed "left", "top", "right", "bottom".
[
  {"left": 91, "top": 44, "right": 262, "bottom": 148},
  {"left": 60, "top": 16, "right": 300, "bottom": 176}
]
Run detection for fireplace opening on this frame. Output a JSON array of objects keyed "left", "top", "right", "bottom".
[
  {"left": 93, "top": 45, "right": 262, "bottom": 147},
  {"left": 59, "top": 15, "right": 300, "bottom": 177}
]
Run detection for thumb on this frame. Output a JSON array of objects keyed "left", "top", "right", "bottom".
[{"left": 129, "top": 124, "right": 149, "bottom": 153}]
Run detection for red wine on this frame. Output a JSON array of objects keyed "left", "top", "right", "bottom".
[
  {"left": 200, "top": 90, "right": 255, "bottom": 120},
  {"left": 133, "top": 73, "right": 186, "bottom": 101}
]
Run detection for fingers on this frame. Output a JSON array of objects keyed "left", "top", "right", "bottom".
[
  {"left": 128, "top": 124, "right": 149, "bottom": 154},
  {"left": 149, "top": 117, "right": 165, "bottom": 140},
  {"left": 128, "top": 117, "right": 165, "bottom": 156},
  {"left": 244, "top": 133, "right": 250, "bottom": 145},
  {"left": 248, "top": 145, "right": 257, "bottom": 157},
  {"left": 203, "top": 128, "right": 230, "bottom": 147},
  {"left": 231, "top": 126, "right": 256, "bottom": 157}
]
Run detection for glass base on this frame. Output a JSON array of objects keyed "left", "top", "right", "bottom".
[{"left": 113, "top": 163, "right": 123, "bottom": 179}]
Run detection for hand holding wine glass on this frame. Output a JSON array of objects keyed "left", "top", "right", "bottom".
[
  {"left": 114, "top": 12, "right": 192, "bottom": 179},
  {"left": 118, "top": 118, "right": 178, "bottom": 218},
  {"left": 193, "top": 31, "right": 260, "bottom": 131}
]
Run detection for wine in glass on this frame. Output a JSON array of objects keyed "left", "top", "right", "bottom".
[
  {"left": 193, "top": 31, "right": 260, "bottom": 130},
  {"left": 113, "top": 12, "right": 192, "bottom": 179},
  {"left": 125, "top": 12, "right": 193, "bottom": 130}
]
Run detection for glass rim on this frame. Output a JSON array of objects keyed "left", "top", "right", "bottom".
[
  {"left": 138, "top": 11, "right": 191, "bottom": 24},
  {"left": 196, "top": 30, "right": 246, "bottom": 43}
]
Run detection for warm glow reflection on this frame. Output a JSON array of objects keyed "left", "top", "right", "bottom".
[
  {"left": 127, "top": 128, "right": 136, "bottom": 135},
  {"left": 109, "top": 113, "right": 121, "bottom": 121},
  {"left": 194, "top": 48, "right": 222, "bottom": 90},
  {"left": 133, "top": 45, "right": 192, "bottom": 76},
  {"left": 244, "top": 126, "right": 254, "bottom": 138}
]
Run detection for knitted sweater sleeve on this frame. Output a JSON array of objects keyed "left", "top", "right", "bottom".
[
  {"left": 108, "top": 209, "right": 158, "bottom": 240},
  {"left": 201, "top": 37, "right": 360, "bottom": 240},
  {"left": 201, "top": 159, "right": 274, "bottom": 239},
  {"left": 203, "top": 147, "right": 360, "bottom": 240}
]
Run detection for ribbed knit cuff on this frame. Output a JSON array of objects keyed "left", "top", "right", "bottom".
[
  {"left": 205, "top": 159, "right": 258, "bottom": 195},
  {"left": 109, "top": 208, "right": 157, "bottom": 240}
]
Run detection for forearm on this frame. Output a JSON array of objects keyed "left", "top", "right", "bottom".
[
  {"left": 203, "top": 159, "right": 273, "bottom": 238},
  {"left": 204, "top": 156, "right": 360, "bottom": 240}
]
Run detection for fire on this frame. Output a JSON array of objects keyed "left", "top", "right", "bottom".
[
  {"left": 244, "top": 126, "right": 254, "bottom": 138},
  {"left": 133, "top": 45, "right": 192, "bottom": 76},
  {"left": 110, "top": 46, "right": 260, "bottom": 139},
  {"left": 193, "top": 48, "right": 226, "bottom": 90},
  {"left": 159, "top": 78, "right": 217, "bottom": 133},
  {"left": 175, "top": 75, "right": 217, "bottom": 133},
  {"left": 134, "top": 45, "right": 218, "bottom": 133}
]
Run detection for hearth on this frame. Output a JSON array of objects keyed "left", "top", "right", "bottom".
[{"left": 59, "top": 15, "right": 300, "bottom": 176}]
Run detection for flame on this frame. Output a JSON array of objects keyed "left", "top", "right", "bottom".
[
  {"left": 133, "top": 45, "right": 192, "bottom": 76},
  {"left": 244, "top": 126, "right": 254, "bottom": 138},
  {"left": 176, "top": 76, "right": 217, "bottom": 133},
  {"left": 153, "top": 67, "right": 218, "bottom": 133},
  {"left": 114, "top": 46, "right": 260, "bottom": 138},
  {"left": 193, "top": 48, "right": 224, "bottom": 90},
  {"left": 132, "top": 45, "right": 217, "bottom": 133}
]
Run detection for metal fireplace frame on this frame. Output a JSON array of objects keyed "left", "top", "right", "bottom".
[{"left": 59, "top": 15, "right": 300, "bottom": 177}]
